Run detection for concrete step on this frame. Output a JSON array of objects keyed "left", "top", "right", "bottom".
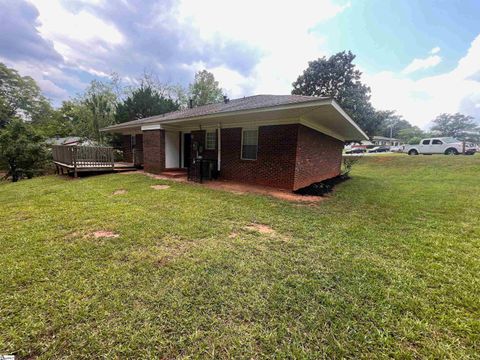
[{"left": 160, "top": 169, "right": 187, "bottom": 178}]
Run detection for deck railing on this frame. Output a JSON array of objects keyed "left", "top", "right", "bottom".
[{"left": 52, "top": 145, "right": 115, "bottom": 169}]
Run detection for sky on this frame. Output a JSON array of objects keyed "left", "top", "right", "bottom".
[{"left": 0, "top": 0, "right": 479, "bottom": 129}]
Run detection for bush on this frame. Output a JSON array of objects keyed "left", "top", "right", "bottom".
[
  {"left": 295, "top": 175, "right": 350, "bottom": 196},
  {"left": 342, "top": 156, "right": 362, "bottom": 176},
  {"left": 0, "top": 119, "right": 48, "bottom": 182}
]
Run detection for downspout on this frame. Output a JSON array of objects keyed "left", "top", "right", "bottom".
[{"left": 217, "top": 125, "right": 221, "bottom": 172}]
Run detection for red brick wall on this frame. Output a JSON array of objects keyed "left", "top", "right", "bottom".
[
  {"left": 293, "top": 125, "right": 344, "bottom": 190},
  {"left": 191, "top": 130, "right": 218, "bottom": 162},
  {"left": 122, "top": 135, "right": 133, "bottom": 162},
  {"left": 143, "top": 129, "right": 165, "bottom": 174},
  {"left": 220, "top": 125, "right": 298, "bottom": 190}
]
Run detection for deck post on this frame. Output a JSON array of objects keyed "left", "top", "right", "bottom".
[{"left": 73, "top": 146, "right": 78, "bottom": 178}]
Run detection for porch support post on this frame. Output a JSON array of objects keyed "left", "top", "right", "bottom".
[{"left": 217, "top": 125, "right": 221, "bottom": 171}]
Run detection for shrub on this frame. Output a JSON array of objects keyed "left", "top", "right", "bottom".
[
  {"left": 0, "top": 119, "right": 47, "bottom": 182},
  {"left": 342, "top": 155, "right": 362, "bottom": 176}
]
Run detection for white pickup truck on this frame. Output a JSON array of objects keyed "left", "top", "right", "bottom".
[{"left": 405, "top": 137, "right": 476, "bottom": 155}]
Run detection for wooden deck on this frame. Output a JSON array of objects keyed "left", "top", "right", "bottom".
[{"left": 52, "top": 145, "right": 137, "bottom": 176}]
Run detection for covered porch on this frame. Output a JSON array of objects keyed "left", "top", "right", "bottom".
[{"left": 118, "top": 126, "right": 218, "bottom": 182}]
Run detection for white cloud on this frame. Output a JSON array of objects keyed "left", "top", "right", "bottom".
[
  {"left": 430, "top": 46, "right": 441, "bottom": 54},
  {"left": 366, "top": 34, "right": 480, "bottom": 128},
  {"left": 29, "top": 0, "right": 123, "bottom": 66},
  {"left": 402, "top": 55, "right": 442, "bottom": 74},
  {"left": 178, "top": 0, "right": 350, "bottom": 96}
]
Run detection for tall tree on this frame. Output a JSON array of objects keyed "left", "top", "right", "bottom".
[
  {"left": 189, "top": 70, "right": 224, "bottom": 106},
  {"left": 377, "top": 111, "right": 415, "bottom": 138},
  {"left": 291, "top": 51, "right": 380, "bottom": 136},
  {"left": 116, "top": 85, "right": 179, "bottom": 123},
  {"left": 431, "top": 113, "right": 479, "bottom": 141},
  {"left": 32, "top": 106, "right": 76, "bottom": 138},
  {"left": 0, "top": 62, "right": 52, "bottom": 125},
  {"left": 397, "top": 126, "right": 427, "bottom": 144},
  {"left": 0, "top": 97, "right": 12, "bottom": 128},
  {"left": 82, "top": 79, "right": 117, "bottom": 142},
  {"left": 0, "top": 119, "right": 47, "bottom": 182}
]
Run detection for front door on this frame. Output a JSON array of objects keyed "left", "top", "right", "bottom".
[{"left": 183, "top": 133, "right": 191, "bottom": 168}]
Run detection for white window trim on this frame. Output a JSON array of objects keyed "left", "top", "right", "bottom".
[
  {"left": 241, "top": 128, "right": 259, "bottom": 160},
  {"left": 205, "top": 130, "right": 216, "bottom": 150}
]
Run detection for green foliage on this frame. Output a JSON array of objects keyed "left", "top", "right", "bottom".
[
  {"left": 0, "top": 119, "right": 47, "bottom": 182},
  {"left": 31, "top": 105, "right": 78, "bottom": 138},
  {"left": 377, "top": 111, "right": 413, "bottom": 138},
  {"left": 431, "top": 113, "right": 479, "bottom": 141},
  {"left": 189, "top": 70, "right": 224, "bottom": 106},
  {"left": 82, "top": 80, "right": 117, "bottom": 142},
  {"left": 292, "top": 51, "right": 381, "bottom": 136},
  {"left": 1, "top": 156, "right": 479, "bottom": 357},
  {"left": 0, "top": 97, "right": 12, "bottom": 128},
  {"left": 0, "top": 62, "right": 52, "bottom": 125},
  {"left": 397, "top": 126, "right": 427, "bottom": 144},
  {"left": 116, "top": 85, "right": 179, "bottom": 123}
]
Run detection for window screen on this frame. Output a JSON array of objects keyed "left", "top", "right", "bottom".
[
  {"left": 205, "top": 131, "right": 216, "bottom": 150},
  {"left": 242, "top": 129, "right": 258, "bottom": 160}
]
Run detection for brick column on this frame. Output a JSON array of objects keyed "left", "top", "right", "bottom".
[{"left": 143, "top": 129, "right": 165, "bottom": 174}]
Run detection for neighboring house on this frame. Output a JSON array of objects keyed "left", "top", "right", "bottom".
[
  {"left": 371, "top": 136, "right": 401, "bottom": 146},
  {"left": 101, "top": 95, "right": 368, "bottom": 191},
  {"left": 45, "top": 137, "right": 97, "bottom": 147}
]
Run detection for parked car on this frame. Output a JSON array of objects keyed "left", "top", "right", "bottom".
[
  {"left": 345, "top": 147, "right": 366, "bottom": 154},
  {"left": 368, "top": 146, "right": 390, "bottom": 153},
  {"left": 390, "top": 145, "right": 404, "bottom": 152},
  {"left": 404, "top": 137, "right": 477, "bottom": 155}
]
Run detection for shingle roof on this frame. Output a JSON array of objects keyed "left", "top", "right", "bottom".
[{"left": 103, "top": 94, "right": 329, "bottom": 130}]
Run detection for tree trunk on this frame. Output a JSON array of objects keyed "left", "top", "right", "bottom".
[{"left": 8, "top": 159, "right": 18, "bottom": 182}]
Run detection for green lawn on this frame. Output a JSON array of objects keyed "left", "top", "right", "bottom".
[{"left": 1, "top": 156, "right": 479, "bottom": 359}]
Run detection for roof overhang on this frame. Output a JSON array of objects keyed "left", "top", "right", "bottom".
[{"left": 102, "top": 99, "right": 368, "bottom": 141}]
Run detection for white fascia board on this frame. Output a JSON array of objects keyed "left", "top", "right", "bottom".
[{"left": 141, "top": 124, "right": 163, "bottom": 131}]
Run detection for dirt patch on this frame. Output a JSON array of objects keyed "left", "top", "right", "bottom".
[
  {"left": 204, "top": 181, "right": 324, "bottom": 202},
  {"left": 244, "top": 223, "right": 276, "bottom": 235},
  {"left": 113, "top": 189, "right": 127, "bottom": 195},
  {"left": 92, "top": 231, "right": 119, "bottom": 239},
  {"left": 151, "top": 184, "right": 170, "bottom": 190},
  {"left": 65, "top": 231, "right": 82, "bottom": 240},
  {"left": 124, "top": 170, "right": 323, "bottom": 202},
  {"left": 228, "top": 231, "right": 239, "bottom": 239},
  {"left": 122, "top": 170, "right": 188, "bottom": 183}
]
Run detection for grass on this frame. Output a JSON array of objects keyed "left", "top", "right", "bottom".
[{"left": 1, "top": 155, "right": 479, "bottom": 359}]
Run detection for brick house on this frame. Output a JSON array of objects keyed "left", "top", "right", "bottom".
[{"left": 102, "top": 95, "right": 368, "bottom": 191}]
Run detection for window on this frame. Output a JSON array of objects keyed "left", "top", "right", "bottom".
[
  {"left": 432, "top": 139, "right": 443, "bottom": 145},
  {"left": 205, "top": 130, "right": 216, "bottom": 150},
  {"left": 241, "top": 129, "right": 258, "bottom": 160},
  {"left": 422, "top": 139, "right": 430, "bottom": 145}
]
